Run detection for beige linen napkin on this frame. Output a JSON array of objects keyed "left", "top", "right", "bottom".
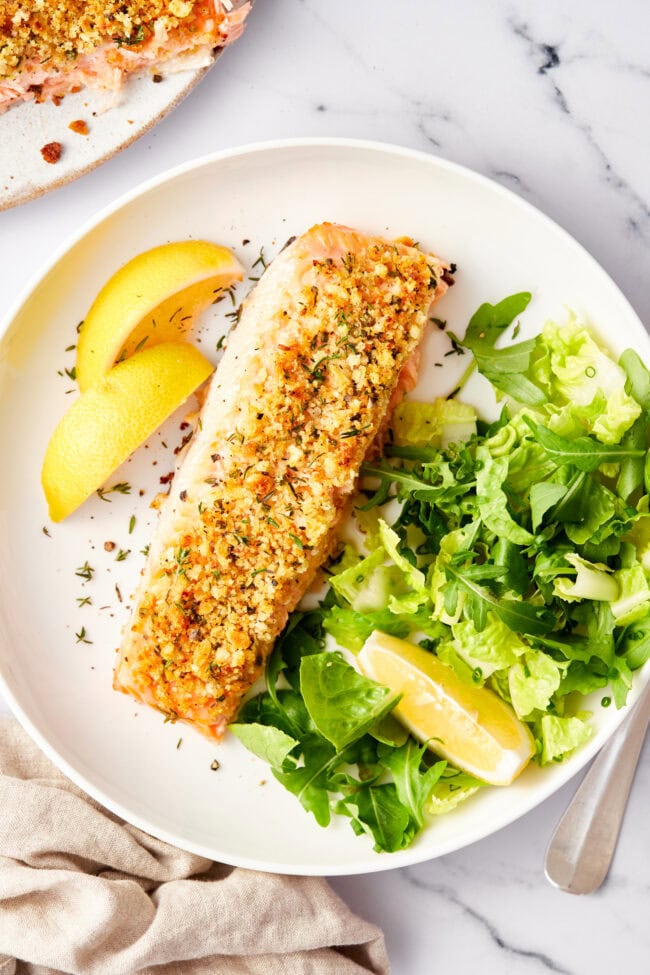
[{"left": 0, "top": 719, "right": 389, "bottom": 975}]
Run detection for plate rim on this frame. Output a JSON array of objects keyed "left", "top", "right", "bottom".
[{"left": 1, "top": 137, "right": 648, "bottom": 876}]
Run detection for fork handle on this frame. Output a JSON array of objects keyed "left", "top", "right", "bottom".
[{"left": 544, "top": 678, "right": 650, "bottom": 894}]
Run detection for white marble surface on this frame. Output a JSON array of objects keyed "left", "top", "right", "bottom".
[{"left": 1, "top": 1, "right": 649, "bottom": 972}]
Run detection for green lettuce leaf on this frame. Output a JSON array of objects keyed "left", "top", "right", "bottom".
[
  {"left": 393, "top": 398, "right": 477, "bottom": 448},
  {"left": 337, "top": 784, "right": 414, "bottom": 853},
  {"left": 451, "top": 613, "right": 528, "bottom": 677},
  {"left": 552, "top": 554, "right": 619, "bottom": 603},
  {"left": 323, "top": 605, "right": 409, "bottom": 652},
  {"left": 426, "top": 768, "right": 483, "bottom": 814},
  {"left": 475, "top": 445, "right": 534, "bottom": 544},
  {"left": 611, "top": 564, "right": 650, "bottom": 625},
  {"left": 539, "top": 714, "right": 593, "bottom": 764},
  {"left": 299, "top": 652, "right": 399, "bottom": 751},
  {"left": 508, "top": 651, "right": 562, "bottom": 718},
  {"left": 378, "top": 739, "right": 446, "bottom": 828},
  {"left": 377, "top": 519, "right": 427, "bottom": 594},
  {"left": 532, "top": 316, "right": 641, "bottom": 442},
  {"left": 229, "top": 723, "right": 298, "bottom": 767}
]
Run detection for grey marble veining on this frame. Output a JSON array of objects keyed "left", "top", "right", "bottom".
[{"left": 1, "top": 2, "right": 649, "bottom": 973}]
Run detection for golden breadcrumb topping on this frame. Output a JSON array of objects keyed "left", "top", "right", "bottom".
[
  {"left": 0, "top": 0, "right": 215, "bottom": 78},
  {"left": 122, "top": 236, "right": 445, "bottom": 735}
]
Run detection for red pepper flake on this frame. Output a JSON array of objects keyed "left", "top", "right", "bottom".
[
  {"left": 174, "top": 431, "right": 193, "bottom": 455},
  {"left": 41, "top": 142, "right": 62, "bottom": 164},
  {"left": 69, "top": 119, "right": 89, "bottom": 136},
  {"left": 160, "top": 471, "right": 175, "bottom": 485},
  {"left": 152, "top": 73, "right": 163, "bottom": 83}
]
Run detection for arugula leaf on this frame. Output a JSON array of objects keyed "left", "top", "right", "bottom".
[
  {"left": 299, "top": 653, "right": 399, "bottom": 751},
  {"left": 273, "top": 734, "right": 337, "bottom": 826},
  {"left": 492, "top": 536, "right": 531, "bottom": 596},
  {"left": 474, "top": 339, "right": 547, "bottom": 406},
  {"left": 229, "top": 723, "right": 298, "bottom": 767},
  {"left": 617, "top": 416, "right": 646, "bottom": 501},
  {"left": 523, "top": 418, "right": 645, "bottom": 471},
  {"left": 454, "top": 292, "right": 545, "bottom": 404},
  {"left": 530, "top": 481, "right": 568, "bottom": 532},
  {"left": 461, "top": 292, "right": 533, "bottom": 353},
  {"left": 361, "top": 462, "right": 473, "bottom": 504},
  {"left": 445, "top": 563, "right": 556, "bottom": 635},
  {"left": 238, "top": 690, "right": 311, "bottom": 740},
  {"left": 338, "top": 784, "right": 415, "bottom": 853},
  {"left": 378, "top": 739, "right": 446, "bottom": 828}
]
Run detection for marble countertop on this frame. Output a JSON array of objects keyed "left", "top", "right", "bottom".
[{"left": 1, "top": 1, "right": 649, "bottom": 972}]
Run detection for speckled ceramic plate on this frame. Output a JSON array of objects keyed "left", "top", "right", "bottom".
[
  {"left": 0, "top": 2, "right": 252, "bottom": 212},
  {"left": 0, "top": 139, "right": 648, "bottom": 875}
]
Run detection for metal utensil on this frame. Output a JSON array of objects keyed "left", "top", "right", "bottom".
[{"left": 544, "top": 677, "right": 650, "bottom": 894}]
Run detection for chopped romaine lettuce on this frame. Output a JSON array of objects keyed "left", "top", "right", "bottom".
[
  {"left": 393, "top": 398, "right": 477, "bottom": 449},
  {"left": 552, "top": 553, "right": 619, "bottom": 603},
  {"left": 451, "top": 613, "right": 528, "bottom": 677},
  {"left": 539, "top": 714, "right": 593, "bottom": 765},
  {"left": 530, "top": 316, "right": 641, "bottom": 443},
  {"left": 611, "top": 564, "right": 650, "bottom": 625},
  {"left": 508, "top": 651, "right": 562, "bottom": 718}
]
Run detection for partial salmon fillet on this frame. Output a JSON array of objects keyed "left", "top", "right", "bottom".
[
  {"left": 114, "top": 223, "right": 451, "bottom": 738},
  {"left": 0, "top": 1, "right": 251, "bottom": 114}
]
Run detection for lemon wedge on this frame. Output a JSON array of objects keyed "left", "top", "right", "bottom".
[
  {"left": 76, "top": 240, "right": 243, "bottom": 391},
  {"left": 358, "top": 631, "right": 535, "bottom": 786},
  {"left": 42, "top": 342, "right": 213, "bottom": 522}
]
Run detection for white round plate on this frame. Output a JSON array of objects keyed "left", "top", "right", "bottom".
[{"left": 0, "top": 139, "right": 648, "bottom": 876}]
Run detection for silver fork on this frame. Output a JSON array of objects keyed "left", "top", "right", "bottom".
[{"left": 544, "top": 677, "right": 650, "bottom": 894}]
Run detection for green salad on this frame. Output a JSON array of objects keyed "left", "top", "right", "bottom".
[{"left": 231, "top": 293, "right": 650, "bottom": 853}]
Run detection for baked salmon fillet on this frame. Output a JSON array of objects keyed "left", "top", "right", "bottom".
[
  {"left": 0, "top": 1, "right": 251, "bottom": 114},
  {"left": 114, "top": 223, "right": 452, "bottom": 738}
]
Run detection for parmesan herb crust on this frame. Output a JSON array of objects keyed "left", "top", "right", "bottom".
[
  {"left": 118, "top": 229, "right": 449, "bottom": 736},
  {"left": 0, "top": 1, "right": 215, "bottom": 79}
]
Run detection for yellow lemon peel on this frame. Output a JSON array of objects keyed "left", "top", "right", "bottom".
[
  {"left": 42, "top": 342, "right": 213, "bottom": 521},
  {"left": 76, "top": 240, "right": 243, "bottom": 391},
  {"left": 358, "top": 631, "right": 535, "bottom": 786}
]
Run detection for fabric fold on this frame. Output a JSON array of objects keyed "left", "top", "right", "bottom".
[{"left": 0, "top": 719, "right": 389, "bottom": 975}]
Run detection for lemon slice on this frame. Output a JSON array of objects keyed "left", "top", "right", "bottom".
[
  {"left": 358, "top": 631, "right": 535, "bottom": 786},
  {"left": 42, "top": 342, "right": 213, "bottom": 522},
  {"left": 76, "top": 240, "right": 243, "bottom": 391}
]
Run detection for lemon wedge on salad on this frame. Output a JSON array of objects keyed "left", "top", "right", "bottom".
[
  {"left": 358, "top": 631, "right": 535, "bottom": 786},
  {"left": 76, "top": 240, "right": 243, "bottom": 391},
  {"left": 42, "top": 342, "right": 213, "bottom": 522}
]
